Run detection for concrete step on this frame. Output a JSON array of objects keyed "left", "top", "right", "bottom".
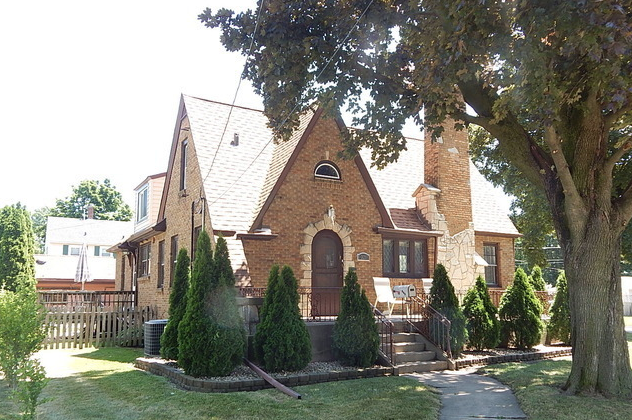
[
  {"left": 395, "top": 350, "right": 436, "bottom": 363},
  {"left": 392, "top": 332, "right": 425, "bottom": 343},
  {"left": 396, "top": 360, "right": 449, "bottom": 374},
  {"left": 393, "top": 341, "right": 426, "bottom": 353}
]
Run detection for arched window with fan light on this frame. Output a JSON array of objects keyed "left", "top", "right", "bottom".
[{"left": 314, "top": 161, "right": 341, "bottom": 181}]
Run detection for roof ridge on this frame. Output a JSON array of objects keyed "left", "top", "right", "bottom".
[{"left": 182, "top": 93, "right": 264, "bottom": 114}]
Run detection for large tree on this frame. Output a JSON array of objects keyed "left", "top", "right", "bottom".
[
  {"left": 203, "top": 1, "right": 632, "bottom": 396},
  {"left": 0, "top": 204, "right": 36, "bottom": 291},
  {"left": 49, "top": 179, "right": 132, "bottom": 221}
]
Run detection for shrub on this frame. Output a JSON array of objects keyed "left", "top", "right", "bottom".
[
  {"left": 12, "top": 358, "right": 49, "bottom": 420},
  {"left": 429, "top": 264, "right": 468, "bottom": 356},
  {"left": 255, "top": 265, "right": 311, "bottom": 372},
  {"left": 0, "top": 286, "right": 46, "bottom": 389},
  {"left": 0, "top": 204, "right": 36, "bottom": 292},
  {"left": 177, "top": 230, "right": 215, "bottom": 377},
  {"left": 160, "top": 248, "right": 190, "bottom": 360},
  {"left": 547, "top": 271, "right": 571, "bottom": 344},
  {"left": 528, "top": 265, "right": 547, "bottom": 291},
  {"left": 205, "top": 236, "right": 245, "bottom": 374},
  {"left": 462, "top": 276, "right": 500, "bottom": 350},
  {"left": 253, "top": 265, "right": 280, "bottom": 363},
  {"left": 332, "top": 269, "right": 379, "bottom": 367},
  {"left": 499, "top": 268, "right": 543, "bottom": 349}
]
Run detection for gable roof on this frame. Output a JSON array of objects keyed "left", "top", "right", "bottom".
[{"left": 160, "top": 95, "right": 518, "bottom": 238}]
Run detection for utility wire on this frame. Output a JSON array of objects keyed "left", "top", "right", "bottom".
[
  {"left": 202, "top": 0, "right": 267, "bottom": 184},
  {"left": 207, "top": 0, "right": 376, "bottom": 207}
]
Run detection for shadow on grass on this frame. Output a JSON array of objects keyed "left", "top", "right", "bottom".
[{"left": 72, "top": 347, "right": 144, "bottom": 364}]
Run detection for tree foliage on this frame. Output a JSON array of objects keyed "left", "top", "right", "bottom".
[
  {"left": 429, "top": 264, "right": 467, "bottom": 357},
  {"left": 462, "top": 276, "right": 500, "bottom": 351},
  {"left": 528, "top": 265, "right": 547, "bottom": 291},
  {"left": 499, "top": 268, "right": 543, "bottom": 350},
  {"left": 160, "top": 248, "right": 190, "bottom": 361},
  {"left": 30, "top": 207, "right": 49, "bottom": 254},
  {"left": 203, "top": 0, "right": 632, "bottom": 396},
  {"left": 0, "top": 286, "right": 46, "bottom": 390},
  {"left": 0, "top": 204, "right": 36, "bottom": 292},
  {"left": 49, "top": 179, "right": 132, "bottom": 221},
  {"left": 548, "top": 271, "right": 572, "bottom": 345},
  {"left": 332, "top": 269, "right": 379, "bottom": 367},
  {"left": 254, "top": 265, "right": 311, "bottom": 372}
]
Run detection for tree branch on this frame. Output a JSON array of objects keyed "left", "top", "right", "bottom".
[
  {"left": 604, "top": 137, "right": 632, "bottom": 174},
  {"left": 604, "top": 102, "right": 632, "bottom": 128},
  {"left": 543, "top": 125, "right": 588, "bottom": 223}
]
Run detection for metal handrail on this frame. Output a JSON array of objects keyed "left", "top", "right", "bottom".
[
  {"left": 404, "top": 296, "right": 452, "bottom": 359},
  {"left": 372, "top": 305, "right": 395, "bottom": 365}
]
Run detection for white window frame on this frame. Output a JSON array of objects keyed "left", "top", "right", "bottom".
[
  {"left": 137, "top": 186, "right": 149, "bottom": 222},
  {"left": 314, "top": 161, "right": 341, "bottom": 180}
]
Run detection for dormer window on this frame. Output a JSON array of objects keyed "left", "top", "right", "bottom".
[{"left": 314, "top": 161, "right": 341, "bottom": 180}]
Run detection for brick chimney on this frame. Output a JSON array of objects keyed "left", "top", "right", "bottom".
[
  {"left": 423, "top": 121, "right": 472, "bottom": 234},
  {"left": 87, "top": 205, "right": 95, "bottom": 220}
]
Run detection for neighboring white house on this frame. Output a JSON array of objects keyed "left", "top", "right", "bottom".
[
  {"left": 623, "top": 276, "right": 632, "bottom": 316},
  {"left": 35, "top": 215, "right": 133, "bottom": 290}
]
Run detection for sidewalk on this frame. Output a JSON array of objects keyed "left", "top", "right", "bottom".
[{"left": 407, "top": 367, "right": 527, "bottom": 420}]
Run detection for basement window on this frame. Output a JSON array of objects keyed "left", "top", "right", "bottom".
[{"left": 314, "top": 161, "right": 341, "bottom": 180}]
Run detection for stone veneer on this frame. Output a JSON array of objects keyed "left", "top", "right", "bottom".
[{"left": 299, "top": 206, "right": 354, "bottom": 287}]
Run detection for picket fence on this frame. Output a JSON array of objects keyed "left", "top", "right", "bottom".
[{"left": 43, "top": 305, "right": 158, "bottom": 349}]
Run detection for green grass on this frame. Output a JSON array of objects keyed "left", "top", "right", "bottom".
[
  {"left": 1, "top": 347, "right": 440, "bottom": 420},
  {"left": 481, "top": 331, "right": 632, "bottom": 420}
]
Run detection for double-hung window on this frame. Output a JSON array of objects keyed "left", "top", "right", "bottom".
[
  {"left": 157, "top": 240, "right": 165, "bottom": 288},
  {"left": 382, "top": 238, "right": 428, "bottom": 278},
  {"left": 483, "top": 243, "right": 499, "bottom": 286},
  {"left": 139, "top": 243, "right": 151, "bottom": 277},
  {"left": 137, "top": 186, "right": 149, "bottom": 222}
]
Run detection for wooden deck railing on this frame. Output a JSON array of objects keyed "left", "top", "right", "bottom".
[{"left": 38, "top": 291, "right": 135, "bottom": 311}]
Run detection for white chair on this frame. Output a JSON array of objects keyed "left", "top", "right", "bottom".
[{"left": 373, "top": 277, "right": 406, "bottom": 316}]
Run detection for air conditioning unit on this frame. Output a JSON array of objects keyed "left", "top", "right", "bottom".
[{"left": 144, "top": 319, "right": 168, "bottom": 357}]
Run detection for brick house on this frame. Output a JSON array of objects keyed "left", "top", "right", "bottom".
[{"left": 113, "top": 95, "right": 519, "bottom": 317}]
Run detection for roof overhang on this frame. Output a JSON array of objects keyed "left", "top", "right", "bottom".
[
  {"left": 475, "top": 230, "right": 522, "bottom": 238},
  {"left": 375, "top": 226, "right": 444, "bottom": 238}
]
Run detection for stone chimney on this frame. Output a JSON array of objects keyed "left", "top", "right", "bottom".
[{"left": 423, "top": 120, "right": 472, "bottom": 234}]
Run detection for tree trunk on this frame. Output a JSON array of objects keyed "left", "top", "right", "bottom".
[{"left": 563, "top": 217, "right": 632, "bottom": 397}]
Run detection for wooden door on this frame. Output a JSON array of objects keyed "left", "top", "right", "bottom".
[{"left": 311, "top": 230, "right": 343, "bottom": 316}]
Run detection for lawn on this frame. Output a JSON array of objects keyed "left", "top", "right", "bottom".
[
  {"left": 0, "top": 347, "right": 440, "bottom": 420},
  {"left": 481, "top": 329, "right": 632, "bottom": 420}
]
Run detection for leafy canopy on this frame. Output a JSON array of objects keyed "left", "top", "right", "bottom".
[{"left": 50, "top": 179, "right": 132, "bottom": 221}]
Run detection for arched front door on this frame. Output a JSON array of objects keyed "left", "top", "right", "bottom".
[{"left": 312, "top": 229, "right": 343, "bottom": 316}]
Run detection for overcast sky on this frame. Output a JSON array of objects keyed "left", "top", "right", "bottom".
[{"left": 0, "top": 0, "right": 262, "bottom": 211}]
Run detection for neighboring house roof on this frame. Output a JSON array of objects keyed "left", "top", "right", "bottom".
[
  {"left": 45, "top": 217, "right": 133, "bottom": 246},
  {"left": 35, "top": 254, "right": 115, "bottom": 281}
]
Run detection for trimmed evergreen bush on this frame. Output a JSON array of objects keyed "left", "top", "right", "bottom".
[
  {"left": 160, "top": 248, "right": 190, "bottom": 360},
  {"left": 462, "top": 276, "right": 500, "bottom": 350},
  {"left": 499, "top": 268, "right": 543, "bottom": 349},
  {"left": 429, "top": 264, "right": 468, "bottom": 356},
  {"left": 332, "top": 269, "right": 379, "bottom": 367},
  {"left": 177, "top": 230, "right": 216, "bottom": 377},
  {"left": 0, "top": 204, "right": 36, "bottom": 291},
  {"left": 528, "top": 265, "right": 547, "bottom": 291},
  {"left": 255, "top": 265, "right": 311, "bottom": 372},
  {"left": 547, "top": 271, "right": 571, "bottom": 344},
  {"left": 253, "top": 265, "right": 280, "bottom": 363},
  {"left": 205, "top": 236, "right": 245, "bottom": 373}
]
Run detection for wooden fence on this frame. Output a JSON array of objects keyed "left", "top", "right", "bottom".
[
  {"left": 38, "top": 290, "right": 135, "bottom": 311},
  {"left": 42, "top": 305, "right": 158, "bottom": 349}
]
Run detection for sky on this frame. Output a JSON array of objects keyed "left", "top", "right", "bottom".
[
  {"left": 0, "top": 1, "right": 510, "bottom": 214},
  {"left": 0, "top": 0, "right": 263, "bottom": 211}
]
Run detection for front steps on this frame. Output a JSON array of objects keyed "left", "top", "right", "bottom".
[{"left": 391, "top": 324, "right": 449, "bottom": 373}]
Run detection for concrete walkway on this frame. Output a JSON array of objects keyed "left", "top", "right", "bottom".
[{"left": 407, "top": 367, "right": 527, "bottom": 420}]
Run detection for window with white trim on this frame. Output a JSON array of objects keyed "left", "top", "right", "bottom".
[
  {"left": 314, "top": 161, "right": 341, "bottom": 180},
  {"left": 139, "top": 243, "right": 151, "bottom": 277},
  {"left": 137, "top": 186, "right": 149, "bottom": 222},
  {"left": 483, "top": 243, "right": 499, "bottom": 286}
]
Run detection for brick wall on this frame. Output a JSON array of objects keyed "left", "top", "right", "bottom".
[
  {"left": 424, "top": 121, "right": 473, "bottom": 234},
  {"left": 242, "top": 115, "right": 385, "bottom": 303},
  {"left": 475, "top": 234, "right": 516, "bottom": 289}
]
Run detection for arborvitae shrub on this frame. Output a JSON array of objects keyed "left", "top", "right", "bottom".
[
  {"left": 254, "top": 265, "right": 280, "bottom": 363},
  {"left": 528, "top": 265, "right": 547, "bottom": 291},
  {"left": 332, "top": 269, "right": 379, "bottom": 367},
  {"left": 429, "top": 264, "right": 468, "bottom": 356},
  {"left": 177, "top": 230, "right": 216, "bottom": 377},
  {"left": 205, "top": 236, "right": 245, "bottom": 374},
  {"left": 548, "top": 271, "right": 571, "bottom": 344},
  {"left": 462, "top": 276, "right": 500, "bottom": 350},
  {"left": 255, "top": 265, "right": 311, "bottom": 372},
  {"left": 0, "top": 205, "right": 36, "bottom": 291},
  {"left": 160, "top": 248, "right": 190, "bottom": 360},
  {"left": 499, "top": 268, "right": 543, "bottom": 349}
]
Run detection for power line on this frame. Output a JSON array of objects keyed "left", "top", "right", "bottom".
[
  {"left": 207, "top": 0, "right": 376, "bottom": 207},
  {"left": 202, "top": 0, "right": 267, "bottom": 184}
]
